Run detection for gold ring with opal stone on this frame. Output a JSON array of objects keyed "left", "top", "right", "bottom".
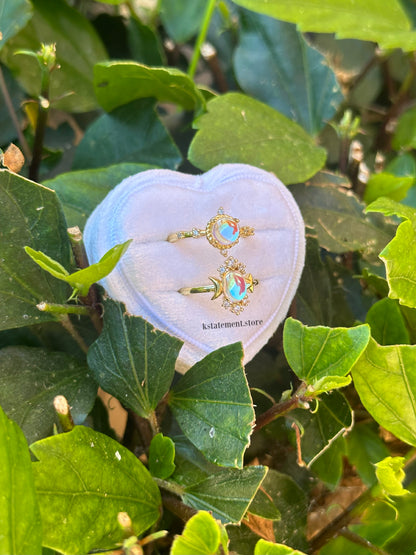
[
  {"left": 179, "top": 257, "right": 258, "bottom": 315},
  {"left": 167, "top": 207, "right": 255, "bottom": 257}
]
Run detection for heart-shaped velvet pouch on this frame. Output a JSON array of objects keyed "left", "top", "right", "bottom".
[{"left": 83, "top": 163, "right": 305, "bottom": 372}]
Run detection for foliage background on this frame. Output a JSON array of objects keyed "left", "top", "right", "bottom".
[{"left": 2, "top": 0, "right": 416, "bottom": 554}]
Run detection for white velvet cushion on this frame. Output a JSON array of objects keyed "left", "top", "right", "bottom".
[{"left": 84, "top": 163, "right": 305, "bottom": 373}]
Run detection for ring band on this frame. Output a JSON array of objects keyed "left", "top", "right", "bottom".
[
  {"left": 179, "top": 257, "right": 258, "bottom": 315},
  {"left": 167, "top": 207, "right": 254, "bottom": 256}
]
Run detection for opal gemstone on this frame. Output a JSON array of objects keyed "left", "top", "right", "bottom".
[
  {"left": 212, "top": 217, "right": 240, "bottom": 246},
  {"left": 224, "top": 271, "right": 248, "bottom": 302}
]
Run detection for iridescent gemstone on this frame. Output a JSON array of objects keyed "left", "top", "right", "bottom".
[
  {"left": 224, "top": 271, "right": 248, "bottom": 302},
  {"left": 212, "top": 217, "right": 240, "bottom": 246}
]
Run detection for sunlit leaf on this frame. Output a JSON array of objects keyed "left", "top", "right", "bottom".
[
  {"left": 189, "top": 92, "right": 326, "bottom": 184},
  {"left": 254, "top": 539, "right": 307, "bottom": 555},
  {"left": 170, "top": 511, "right": 226, "bottom": 555},
  {"left": 149, "top": 433, "right": 176, "bottom": 479},
  {"left": 0, "top": 405, "right": 42, "bottom": 555},
  {"left": 365, "top": 297, "right": 410, "bottom": 345},
  {"left": 352, "top": 338, "right": 416, "bottom": 447},
  {"left": 31, "top": 426, "right": 161, "bottom": 555},
  {"left": 94, "top": 61, "right": 205, "bottom": 112},
  {"left": 283, "top": 318, "right": 370, "bottom": 391},
  {"left": 375, "top": 456, "right": 409, "bottom": 497}
]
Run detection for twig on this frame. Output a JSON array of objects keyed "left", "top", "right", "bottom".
[
  {"left": 58, "top": 313, "right": 89, "bottom": 354},
  {"left": 254, "top": 394, "right": 309, "bottom": 432},
  {"left": 0, "top": 66, "right": 31, "bottom": 160},
  {"left": 339, "top": 527, "right": 391, "bottom": 555},
  {"left": 188, "top": 0, "right": 217, "bottom": 79}
]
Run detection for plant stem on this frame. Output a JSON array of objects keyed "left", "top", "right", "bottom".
[
  {"left": 159, "top": 491, "right": 197, "bottom": 522},
  {"left": 58, "top": 314, "right": 89, "bottom": 354},
  {"left": 339, "top": 527, "right": 391, "bottom": 555},
  {"left": 188, "top": 0, "right": 217, "bottom": 79},
  {"left": 254, "top": 393, "right": 309, "bottom": 432},
  {"left": 154, "top": 477, "right": 185, "bottom": 497},
  {"left": 37, "top": 301, "right": 90, "bottom": 316},
  {"left": 53, "top": 395, "right": 75, "bottom": 432},
  {"left": 0, "top": 66, "right": 31, "bottom": 161}
]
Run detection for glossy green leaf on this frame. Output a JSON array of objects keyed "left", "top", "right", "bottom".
[
  {"left": 31, "top": 426, "right": 161, "bottom": 555},
  {"left": 87, "top": 299, "right": 183, "bottom": 419},
  {"left": 169, "top": 343, "right": 254, "bottom": 468},
  {"left": 255, "top": 539, "right": 307, "bottom": 555},
  {"left": 170, "top": 511, "right": 225, "bottom": 555},
  {"left": 183, "top": 466, "right": 267, "bottom": 524},
  {"left": 295, "top": 236, "right": 354, "bottom": 327},
  {"left": 346, "top": 423, "right": 390, "bottom": 487},
  {"left": 160, "top": 0, "right": 207, "bottom": 43},
  {"left": 73, "top": 98, "right": 181, "bottom": 170},
  {"left": 94, "top": 61, "right": 205, "bottom": 112},
  {"left": 0, "top": 170, "right": 71, "bottom": 330},
  {"left": 0, "top": 405, "right": 42, "bottom": 555},
  {"left": 392, "top": 106, "right": 416, "bottom": 150},
  {"left": 25, "top": 239, "right": 131, "bottom": 296},
  {"left": 290, "top": 391, "right": 352, "bottom": 467},
  {"left": 0, "top": 0, "right": 107, "bottom": 112},
  {"left": 234, "top": 11, "right": 343, "bottom": 135},
  {"left": 367, "top": 199, "right": 416, "bottom": 308},
  {"left": 44, "top": 163, "right": 157, "bottom": 229},
  {"left": 364, "top": 173, "right": 414, "bottom": 205},
  {"left": 0, "top": 0, "right": 33, "bottom": 51},
  {"left": 290, "top": 177, "right": 395, "bottom": 257},
  {"left": 149, "top": 433, "right": 176, "bottom": 479},
  {"left": 230, "top": 0, "right": 416, "bottom": 51},
  {"left": 352, "top": 338, "right": 416, "bottom": 447},
  {"left": 375, "top": 456, "right": 409, "bottom": 497},
  {"left": 283, "top": 318, "right": 370, "bottom": 391},
  {"left": 0, "top": 345, "right": 97, "bottom": 444},
  {"left": 188, "top": 92, "right": 326, "bottom": 184},
  {"left": 366, "top": 298, "right": 410, "bottom": 345}
]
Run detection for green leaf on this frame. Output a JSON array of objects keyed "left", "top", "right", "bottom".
[
  {"left": 290, "top": 390, "right": 352, "bottom": 466},
  {"left": 183, "top": 466, "right": 268, "bottom": 524},
  {"left": 188, "top": 92, "right": 326, "bottom": 184},
  {"left": 255, "top": 539, "right": 307, "bottom": 555},
  {"left": 170, "top": 511, "right": 225, "bottom": 555},
  {"left": 0, "top": 345, "right": 97, "bottom": 444},
  {"left": 31, "top": 426, "right": 161, "bottom": 555},
  {"left": 366, "top": 297, "right": 410, "bottom": 345},
  {"left": 25, "top": 239, "right": 131, "bottom": 297},
  {"left": 0, "top": 405, "right": 42, "bottom": 555},
  {"left": 366, "top": 199, "right": 416, "bottom": 308},
  {"left": 172, "top": 436, "right": 267, "bottom": 525},
  {"left": 149, "top": 433, "right": 175, "bottom": 479},
  {"left": 0, "top": 0, "right": 107, "bottom": 112},
  {"left": 290, "top": 176, "right": 395, "bottom": 257},
  {"left": 169, "top": 343, "right": 254, "bottom": 468},
  {"left": 0, "top": 67, "right": 26, "bottom": 145},
  {"left": 375, "top": 456, "right": 409, "bottom": 497},
  {"left": 366, "top": 196, "right": 416, "bottom": 222},
  {"left": 346, "top": 422, "right": 390, "bottom": 487},
  {"left": 283, "top": 318, "right": 370, "bottom": 390},
  {"left": 126, "top": 17, "right": 165, "bottom": 66},
  {"left": 392, "top": 106, "right": 416, "bottom": 150},
  {"left": 87, "top": 299, "right": 183, "bottom": 419},
  {"left": 73, "top": 98, "right": 181, "bottom": 170},
  {"left": 230, "top": 0, "right": 416, "bottom": 51},
  {"left": 94, "top": 61, "right": 205, "bottom": 113},
  {"left": 160, "top": 0, "right": 207, "bottom": 43},
  {"left": 44, "top": 163, "right": 158, "bottom": 229},
  {"left": 0, "top": 0, "right": 33, "bottom": 51},
  {"left": 352, "top": 338, "right": 416, "bottom": 447},
  {"left": 0, "top": 170, "right": 71, "bottom": 330},
  {"left": 247, "top": 489, "right": 281, "bottom": 521},
  {"left": 234, "top": 11, "right": 343, "bottom": 135},
  {"left": 364, "top": 173, "right": 414, "bottom": 205},
  {"left": 310, "top": 436, "right": 346, "bottom": 490}
]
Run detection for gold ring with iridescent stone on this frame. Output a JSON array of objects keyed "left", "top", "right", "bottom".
[
  {"left": 178, "top": 257, "right": 258, "bottom": 315},
  {"left": 167, "top": 207, "right": 255, "bottom": 257}
]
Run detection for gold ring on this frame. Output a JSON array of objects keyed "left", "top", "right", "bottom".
[
  {"left": 179, "top": 257, "right": 258, "bottom": 315},
  {"left": 167, "top": 207, "right": 255, "bottom": 256}
]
